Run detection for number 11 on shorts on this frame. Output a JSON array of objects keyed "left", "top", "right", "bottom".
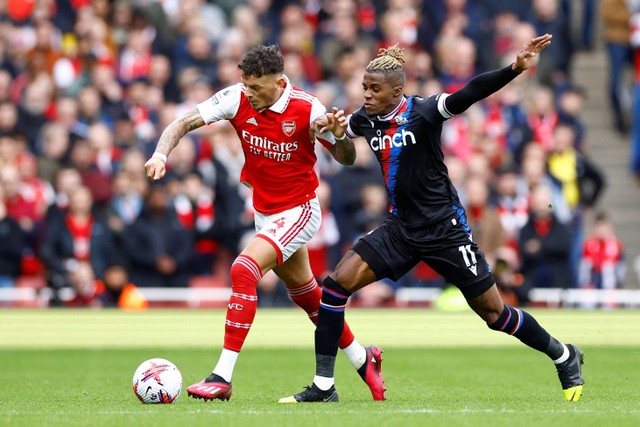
[{"left": 458, "top": 245, "right": 478, "bottom": 276}]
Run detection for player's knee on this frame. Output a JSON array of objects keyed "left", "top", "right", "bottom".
[
  {"left": 321, "top": 277, "right": 351, "bottom": 306},
  {"left": 230, "top": 255, "right": 262, "bottom": 290}
]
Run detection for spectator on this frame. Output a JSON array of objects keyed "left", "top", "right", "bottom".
[
  {"left": 561, "top": 0, "right": 598, "bottom": 51},
  {"left": 419, "top": 0, "right": 491, "bottom": 66},
  {"left": 45, "top": 166, "right": 83, "bottom": 222},
  {"left": 97, "top": 264, "right": 148, "bottom": 310},
  {"left": 232, "top": 5, "right": 265, "bottom": 47},
  {"left": 122, "top": 181, "right": 193, "bottom": 287},
  {"left": 63, "top": 261, "right": 148, "bottom": 309},
  {"left": 0, "top": 102, "right": 21, "bottom": 137},
  {"left": 527, "top": 0, "right": 574, "bottom": 87},
  {"left": 117, "top": 27, "right": 153, "bottom": 86},
  {"left": 464, "top": 175, "right": 507, "bottom": 267},
  {"left": 52, "top": 95, "right": 88, "bottom": 142},
  {"left": 68, "top": 140, "right": 113, "bottom": 212},
  {"left": 490, "top": 11, "right": 524, "bottom": 69},
  {"left": 174, "top": 27, "right": 217, "bottom": 80},
  {"left": 556, "top": 85, "right": 587, "bottom": 152},
  {"left": 518, "top": 185, "right": 573, "bottom": 301},
  {"left": 0, "top": 185, "right": 25, "bottom": 288},
  {"left": 63, "top": 261, "right": 102, "bottom": 308},
  {"left": 36, "top": 122, "right": 71, "bottom": 183},
  {"left": 602, "top": 0, "right": 634, "bottom": 134},
  {"left": 91, "top": 62, "right": 125, "bottom": 120},
  {"left": 436, "top": 36, "right": 478, "bottom": 93},
  {"left": 86, "top": 122, "right": 122, "bottom": 178},
  {"left": 579, "top": 212, "right": 625, "bottom": 290},
  {"left": 524, "top": 84, "right": 558, "bottom": 152},
  {"left": 104, "top": 168, "right": 147, "bottom": 261},
  {"left": 494, "top": 166, "right": 529, "bottom": 249},
  {"left": 148, "top": 54, "right": 181, "bottom": 104},
  {"left": 547, "top": 123, "right": 605, "bottom": 285},
  {"left": 547, "top": 124, "right": 605, "bottom": 214},
  {"left": 0, "top": 163, "right": 45, "bottom": 256},
  {"left": 39, "top": 185, "right": 116, "bottom": 304},
  {"left": 17, "top": 78, "right": 52, "bottom": 149},
  {"left": 519, "top": 142, "right": 571, "bottom": 224},
  {"left": 317, "top": 3, "right": 376, "bottom": 78},
  {"left": 76, "top": 85, "right": 112, "bottom": 130},
  {"left": 177, "top": 0, "right": 229, "bottom": 43},
  {"left": 173, "top": 171, "right": 225, "bottom": 276}
]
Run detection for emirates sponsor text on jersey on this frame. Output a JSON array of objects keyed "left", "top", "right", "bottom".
[{"left": 241, "top": 129, "right": 299, "bottom": 161}]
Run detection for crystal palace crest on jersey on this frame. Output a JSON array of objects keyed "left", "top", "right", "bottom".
[
  {"left": 282, "top": 120, "right": 296, "bottom": 137},
  {"left": 395, "top": 114, "right": 408, "bottom": 125}
]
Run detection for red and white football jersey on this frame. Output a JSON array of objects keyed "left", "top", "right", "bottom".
[{"left": 197, "top": 76, "right": 336, "bottom": 214}]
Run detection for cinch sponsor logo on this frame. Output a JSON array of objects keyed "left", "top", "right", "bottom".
[
  {"left": 369, "top": 129, "right": 416, "bottom": 151},
  {"left": 241, "top": 130, "right": 299, "bottom": 152}
]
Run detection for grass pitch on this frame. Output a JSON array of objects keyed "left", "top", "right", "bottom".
[{"left": 1, "top": 308, "right": 639, "bottom": 427}]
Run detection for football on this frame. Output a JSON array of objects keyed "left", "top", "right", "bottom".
[{"left": 132, "top": 358, "right": 183, "bottom": 404}]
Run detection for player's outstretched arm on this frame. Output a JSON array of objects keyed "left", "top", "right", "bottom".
[
  {"left": 512, "top": 33, "right": 553, "bottom": 73},
  {"left": 314, "top": 107, "right": 356, "bottom": 165},
  {"left": 445, "top": 34, "right": 553, "bottom": 116},
  {"left": 145, "top": 107, "right": 205, "bottom": 181}
]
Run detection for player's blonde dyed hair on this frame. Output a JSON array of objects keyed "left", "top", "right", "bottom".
[
  {"left": 366, "top": 44, "right": 405, "bottom": 72},
  {"left": 365, "top": 44, "right": 406, "bottom": 86}
]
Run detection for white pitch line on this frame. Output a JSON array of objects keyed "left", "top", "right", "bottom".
[{"left": 3, "top": 408, "right": 640, "bottom": 416}]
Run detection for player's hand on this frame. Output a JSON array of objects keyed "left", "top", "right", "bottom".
[
  {"left": 145, "top": 155, "right": 167, "bottom": 181},
  {"left": 320, "top": 107, "right": 348, "bottom": 140},
  {"left": 512, "top": 33, "right": 553, "bottom": 73}
]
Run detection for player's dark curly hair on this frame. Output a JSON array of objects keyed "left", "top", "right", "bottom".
[
  {"left": 237, "top": 45, "right": 284, "bottom": 78},
  {"left": 366, "top": 44, "right": 406, "bottom": 87}
]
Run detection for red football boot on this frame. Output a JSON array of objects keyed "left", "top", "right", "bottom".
[
  {"left": 357, "top": 346, "right": 386, "bottom": 401},
  {"left": 186, "top": 374, "right": 232, "bottom": 401}
]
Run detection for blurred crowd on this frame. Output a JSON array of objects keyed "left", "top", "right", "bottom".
[{"left": 0, "top": 0, "right": 630, "bottom": 308}]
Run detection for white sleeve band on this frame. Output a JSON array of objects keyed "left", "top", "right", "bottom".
[
  {"left": 335, "top": 133, "right": 347, "bottom": 141},
  {"left": 437, "top": 93, "right": 454, "bottom": 119},
  {"left": 344, "top": 114, "right": 358, "bottom": 139},
  {"left": 152, "top": 152, "right": 167, "bottom": 163}
]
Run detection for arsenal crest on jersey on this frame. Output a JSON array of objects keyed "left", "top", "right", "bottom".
[{"left": 282, "top": 120, "right": 296, "bottom": 137}]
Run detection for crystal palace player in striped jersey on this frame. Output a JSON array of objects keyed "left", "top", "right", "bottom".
[
  {"left": 145, "top": 45, "right": 385, "bottom": 402},
  {"left": 281, "top": 34, "right": 585, "bottom": 404}
]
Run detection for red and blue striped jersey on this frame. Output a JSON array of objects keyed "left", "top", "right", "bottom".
[{"left": 346, "top": 93, "right": 464, "bottom": 228}]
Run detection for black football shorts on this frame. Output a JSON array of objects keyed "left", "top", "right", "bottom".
[{"left": 353, "top": 214, "right": 495, "bottom": 299}]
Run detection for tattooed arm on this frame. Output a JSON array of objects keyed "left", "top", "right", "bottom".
[{"left": 145, "top": 108, "right": 205, "bottom": 181}]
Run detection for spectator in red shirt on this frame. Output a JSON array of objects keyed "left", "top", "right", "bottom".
[{"left": 579, "top": 212, "right": 625, "bottom": 289}]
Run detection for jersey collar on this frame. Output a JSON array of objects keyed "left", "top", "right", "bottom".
[
  {"left": 267, "top": 74, "right": 292, "bottom": 114},
  {"left": 377, "top": 96, "right": 407, "bottom": 121}
]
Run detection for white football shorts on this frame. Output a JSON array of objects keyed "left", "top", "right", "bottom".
[{"left": 254, "top": 196, "right": 321, "bottom": 263}]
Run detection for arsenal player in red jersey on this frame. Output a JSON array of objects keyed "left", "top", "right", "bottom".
[{"left": 145, "top": 45, "right": 386, "bottom": 402}]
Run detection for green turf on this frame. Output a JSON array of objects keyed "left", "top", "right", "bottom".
[{"left": 1, "top": 309, "right": 639, "bottom": 427}]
